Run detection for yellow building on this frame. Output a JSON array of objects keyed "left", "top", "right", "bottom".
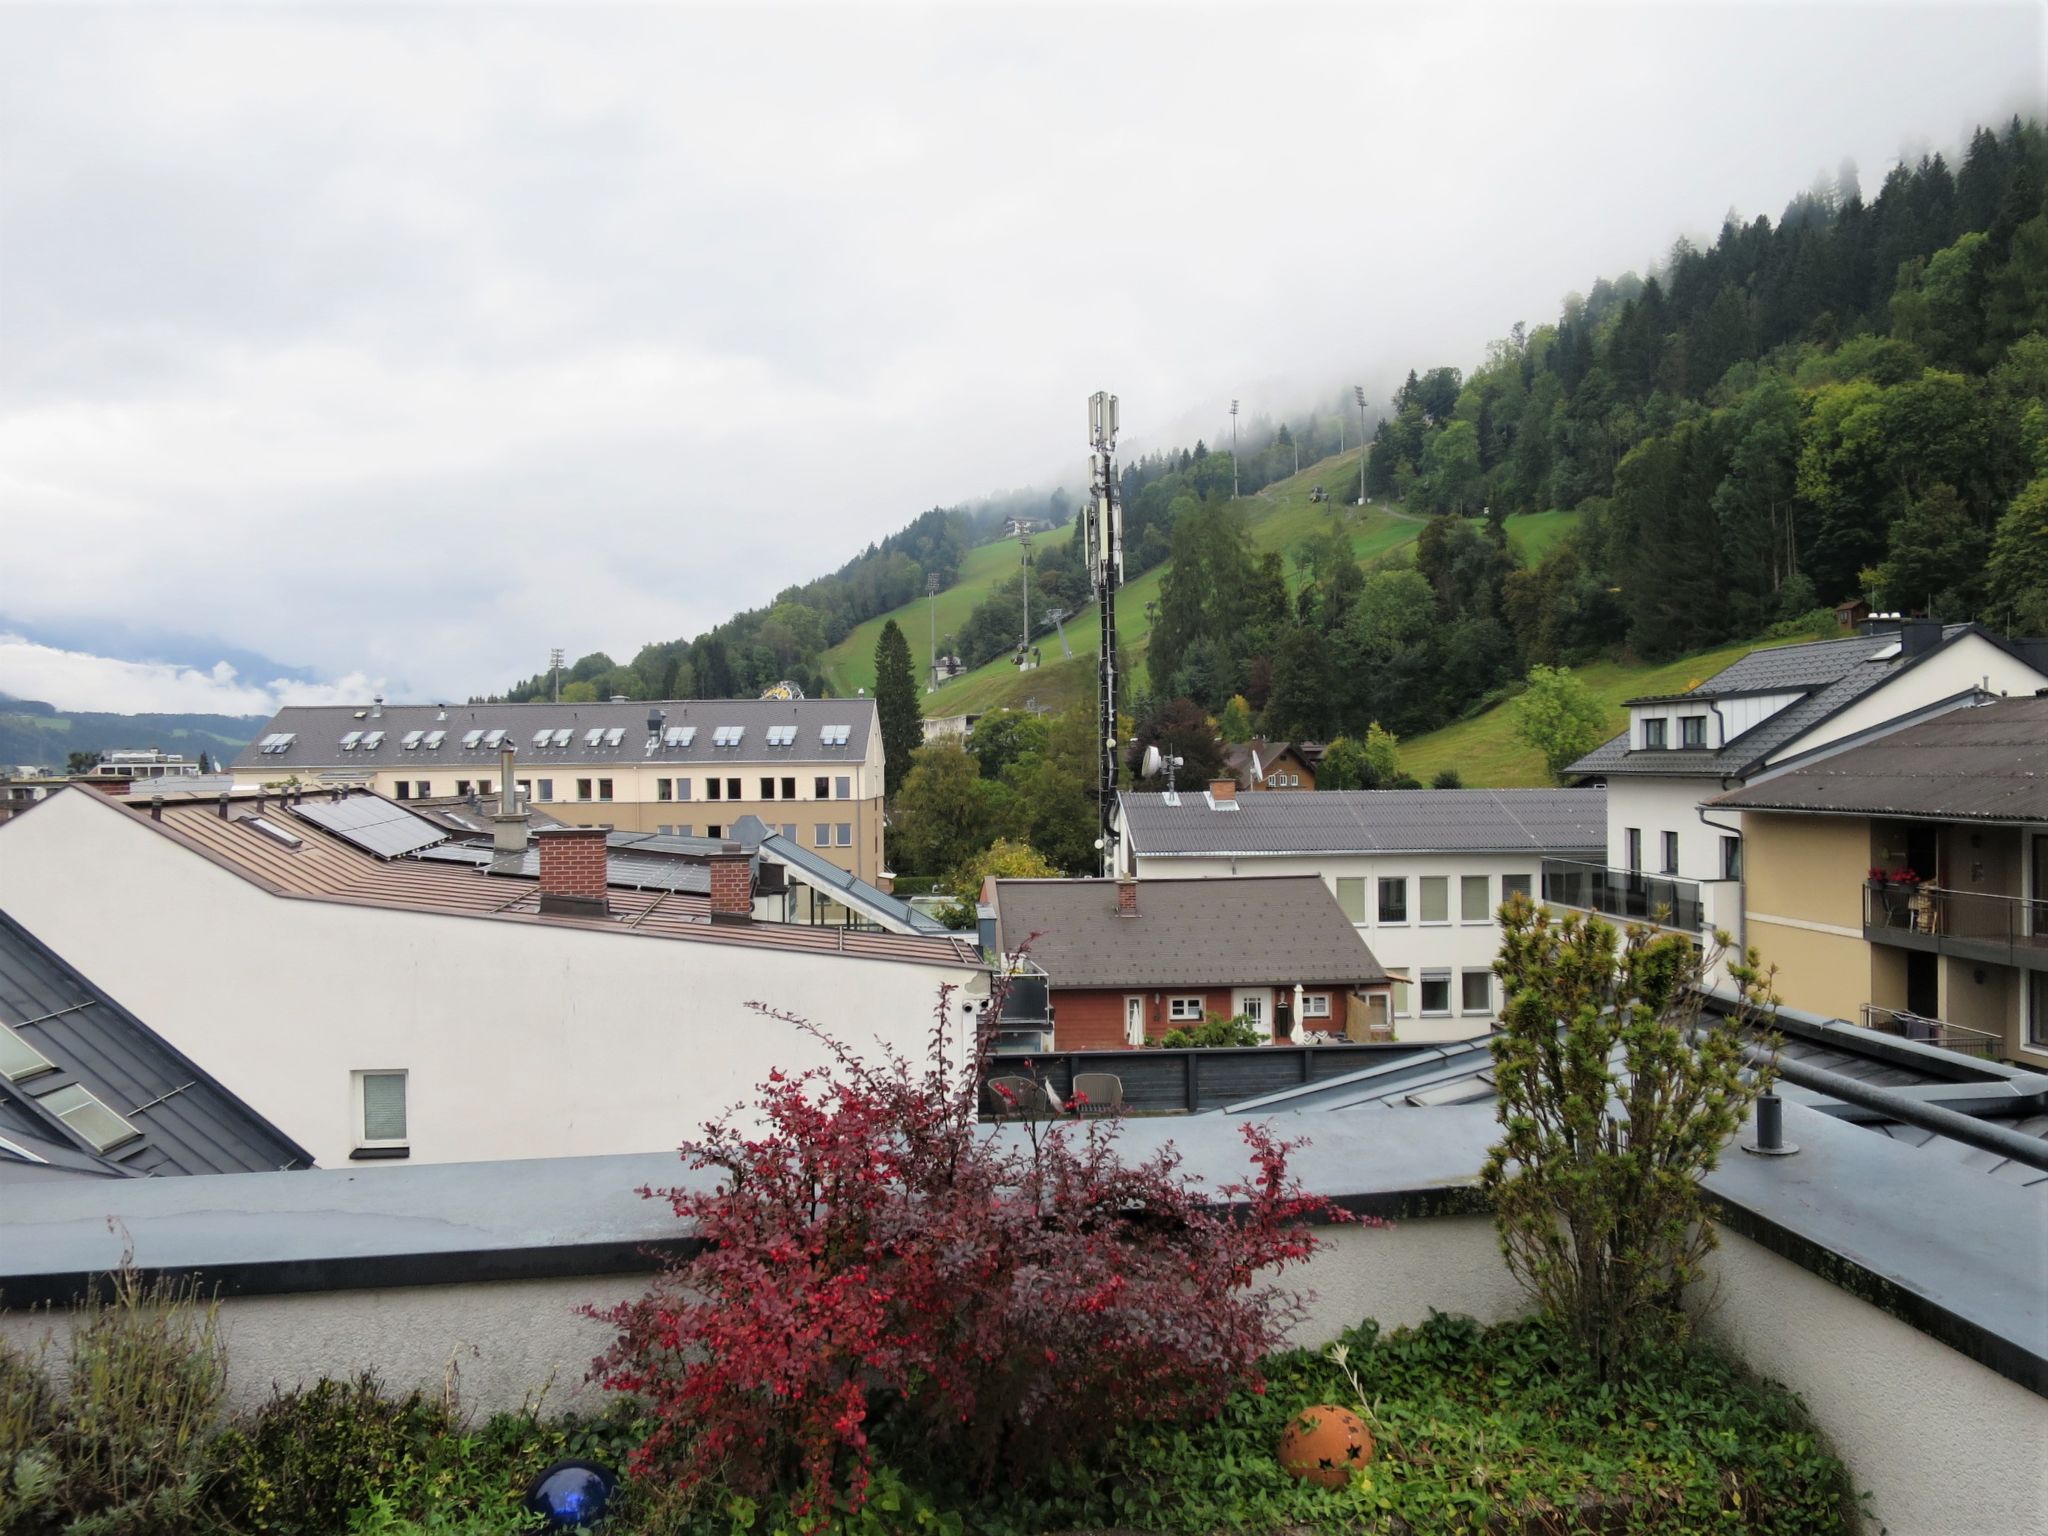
[
  {"left": 231, "top": 698, "right": 889, "bottom": 882},
  {"left": 1715, "top": 696, "right": 2048, "bottom": 1068}
]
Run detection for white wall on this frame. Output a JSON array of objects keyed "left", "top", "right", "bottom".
[
  {"left": 0, "top": 792, "right": 981, "bottom": 1168},
  {"left": 1130, "top": 851, "right": 1534, "bottom": 1044},
  {"left": 1603, "top": 774, "right": 1738, "bottom": 888},
  {"left": 1696, "top": 1229, "right": 2048, "bottom": 1536},
  {"left": 1795, "top": 633, "right": 2047, "bottom": 757}
]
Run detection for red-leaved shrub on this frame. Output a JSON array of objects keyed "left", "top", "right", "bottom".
[{"left": 588, "top": 989, "right": 1362, "bottom": 1526}]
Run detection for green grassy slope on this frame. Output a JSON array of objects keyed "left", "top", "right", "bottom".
[
  {"left": 819, "top": 448, "right": 1427, "bottom": 720},
  {"left": 1502, "top": 507, "right": 1586, "bottom": 563},
  {"left": 1398, "top": 636, "right": 1769, "bottom": 788}
]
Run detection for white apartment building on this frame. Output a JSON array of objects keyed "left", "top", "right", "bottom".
[
  {"left": 1115, "top": 783, "right": 1606, "bottom": 1043},
  {"left": 0, "top": 787, "right": 984, "bottom": 1168},
  {"left": 231, "top": 697, "right": 890, "bottom": 882},
  {"left": 1562, "top": 621, "right": 2048, "bottom": 958}
]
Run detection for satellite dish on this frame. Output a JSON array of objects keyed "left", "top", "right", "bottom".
[{"left": 1142, "top": 744, "right": 1162, "bottom": 779}]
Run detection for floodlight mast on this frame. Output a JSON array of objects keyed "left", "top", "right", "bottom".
[{"left": 1086, "top": 390, "right": 1123, "bottom": 877}]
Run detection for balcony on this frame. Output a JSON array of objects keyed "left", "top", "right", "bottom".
[
  {"left": 986, "top": 963, "right": 1054, "bottom": 1055},
  {"left": 1855, "top": 1004, "right": 2002, "bottom": 1060},
  {"left": 1541, "top": 857, "right": 1703, "bottom": 933},
  {"left": 1863, "top": 881, "right": 2048, "bottom": 971}
]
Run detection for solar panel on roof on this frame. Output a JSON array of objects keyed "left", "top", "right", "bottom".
[
  {"left": 289, "top": 797, "right": 447, "bottom": 860},
  {"left": 462, "top": 729, "right": 484, "bottom": 748}
]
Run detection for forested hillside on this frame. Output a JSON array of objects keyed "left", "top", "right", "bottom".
[{"left": 0, "top": 696, "right": 260, "bottom": 772}]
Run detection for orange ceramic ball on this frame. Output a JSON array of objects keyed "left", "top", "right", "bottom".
[{"left": 1276, "top": 1403, "right": 1374, "bottom": 1487}]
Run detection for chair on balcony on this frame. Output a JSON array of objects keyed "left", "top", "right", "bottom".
[
  {"left": 985, "top": 1075, "right": 1063, "bottom": 1116},
  {"left": 1069, "top": 1072, "right": 1123, "bottom": 1117}
]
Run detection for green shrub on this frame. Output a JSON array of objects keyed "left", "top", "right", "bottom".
[
  {"left": 1155, "top": 1013, "right": 1262, "bottom": 1048},
  {"left": 0, "top": 1338, "right": 60, "bottom": 1533}
]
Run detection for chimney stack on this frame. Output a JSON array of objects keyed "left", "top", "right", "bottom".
[
  {"left": 709, "top": 842, "right": 754, "bottom": 923},
  {"left": 535, "top": 826, "right": 609, "bottom": 918},
  {"left": 1900, "top": 615, "right": 1942, "bottom": 658},
  {"left": 217, "top": 792, "right": 230, "bottom": 820},
  {"left": 1208, "top": 777, "right": 1237, "bottom": 804},
  {"left": 493, "top": 746, "right": 527, "bottom": 854},
  {"left": 1116, "top": 875, "right": 1138, "bottom": 917}
]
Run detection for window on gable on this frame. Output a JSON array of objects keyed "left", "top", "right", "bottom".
[{"left": 1643, "top": 718, "right": 1668, "bottom": 749}]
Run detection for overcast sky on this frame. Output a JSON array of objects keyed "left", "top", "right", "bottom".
[{"left": 1, "top": 1, "right": 2040, "bottom": 714}]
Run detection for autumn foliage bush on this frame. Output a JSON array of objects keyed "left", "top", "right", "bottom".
[{"left": 589, "top": 992, "right": 1354, "bottom": 1528}]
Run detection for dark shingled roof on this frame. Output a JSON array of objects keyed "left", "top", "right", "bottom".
[
  {"left": 1712, "top": 696, "right": 2048, "bottom": 824},
  {"left": 990, "top": 876, "right": 1389, "bottom": 990},
  {"left": 1567, "top": 625, "right": 2047, "bottom": 780},
  {"left": 1119, "top": 788, "right": 1604, "bottom": 858},
  {"left": 231, "top": 697, "right": 875, "bottom": 774},
  {"left": 0, "top": 909, "right": 314, "bottom": 1178}
]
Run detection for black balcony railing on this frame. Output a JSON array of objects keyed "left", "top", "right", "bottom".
[
  {"left": 1856, "top": 1004, "right": 2002, "bottom": 1059},
  {"left": 1541, "top": 857, "right": 1703, "bottom": 932},
  {"left": 1863, "top": 881, "right": 2048, "bottom": 960}
]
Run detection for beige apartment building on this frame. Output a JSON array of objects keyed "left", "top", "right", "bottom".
[
  {"left": 1713, "top": 695, "right": 2048, "bottom": 1068},
  {"left": 231, "top": 698, "right": 888, "bottom": 881}
]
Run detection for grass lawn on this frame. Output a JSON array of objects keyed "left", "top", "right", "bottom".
[
  {"left": 1501, "top": 506, "right": 1585, "bottom": 563},
  {"left": 1399, "top": 635, "right": 1771, "bottom": 788}
]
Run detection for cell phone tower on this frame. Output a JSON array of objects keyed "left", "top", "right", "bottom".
[{"left": 1085, "top": 391, "right": 1124, "bottom": 877}]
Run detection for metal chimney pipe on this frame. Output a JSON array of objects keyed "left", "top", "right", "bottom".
[
  {"left": 150, "top": 794, "right": 164, "bottom": 822},
  {"left": 217, "top": 792, "right": 230, "bottom": 820},
  {"left": 492, "top": 746, "right": 528, "bottom": 855},
  {"left": 498, "top": 746, "right": 519, "bottom": 813}
]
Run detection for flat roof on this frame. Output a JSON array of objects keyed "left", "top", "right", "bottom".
[{"left": 1119, "top": 787, "right": 1605, "bottom": 858}]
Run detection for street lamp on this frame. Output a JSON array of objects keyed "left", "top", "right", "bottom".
[
  {"left": 1354, "top": 385, "right": 1368, "bottom": 507},
  {"left": 1230, "top": 399, "right": 1240, "bottom": 500}
]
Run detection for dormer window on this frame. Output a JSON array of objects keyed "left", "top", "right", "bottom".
[
  {"left": 1642, "top": 718, "right": 1668, "bottom": 750},
  {"left": 1680, "top": 715, "right": 1707, "bottom": 749}
]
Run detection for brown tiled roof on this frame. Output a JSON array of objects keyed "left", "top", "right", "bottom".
[
  {"left": 990, "top": 875, "right": 1388, "bottom": 990},
  {"left": 100, "top": 790, "right": 980, "bottom": 970}
]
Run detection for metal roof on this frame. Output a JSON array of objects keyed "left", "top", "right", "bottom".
[
  {"left": 1712, "top": 696, "right": 2048, "bottom": 824},
  {"left": 414, "top": 841, "right": 714, "bottom": 895},
  {"left": 724, "top": 815, "right": 952, "bottom": 935},
  {"left": 1119, "top": 787, "right": 1605, "bottom": 858},
  {"left": 0, "top": 909, "right": 313, "bottom": 1178},
  {"left": 990, "top": 876, "right": 1390, "bottom": 990},
  {"left": 230, "top": 698, "right": 876, "bottom": 774},
  {"left": 1568, "top": 626, "right": 2048, "bottom": 781}
]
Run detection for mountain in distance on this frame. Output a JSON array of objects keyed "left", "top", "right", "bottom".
[{"left": 0, "top": 695, "right": 264, "bottom": 773}]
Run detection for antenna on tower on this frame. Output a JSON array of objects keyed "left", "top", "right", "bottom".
[{"left": 1086, "top": 390, "right": 1123, "bottom": 877}]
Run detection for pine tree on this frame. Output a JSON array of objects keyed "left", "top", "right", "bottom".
[{"left": 874, "top": 620, "right": 921, "bottom": 799}]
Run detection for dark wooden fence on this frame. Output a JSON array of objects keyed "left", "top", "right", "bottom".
[{"left": 980, "top": 1041, "right": 1438, "bottom": 1116}]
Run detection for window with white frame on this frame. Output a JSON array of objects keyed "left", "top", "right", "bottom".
[
  {"left": 1419, "top": 876, "right": 1449, "bottom": 924},
  {"left": 1420, "top": 970, "right": 1452, "bottom": 1015},
  {"left": 1168, "top": 996, "right": 1204, "bottom": 1021},
  {"left": 835, "top": 823, "right": 852, "bottom": 847},
  {"left": 1238, "top": 994, "right": 1264, "bottom": 1026},
  {"left": 354, "top": 1070, "right": 408, "bottom": 1151},
  {"left": 1460, "top": 970, "right": 1491, "bottom": 1013},
  {"left": 1378, "top": 877, "right": 1407, "bottom": 923},
  {"left": 674, "top": 777, "right": 691, "bottom": 801},
  {"left": 1460, "top": 875, "right": 1489, "bottom": 922},
  {"left": 1503, "top": 872, "right": 1532, "bottom": 900},
  {"left": 1302, "top": 993, "right": 1331, "bottom": 1018},
  {"left": 1336, "top": 877, "right": 1366, "bottom": 922},
  {"left": 1721, "top": 836, "right": 1742, "bottom": 880}
]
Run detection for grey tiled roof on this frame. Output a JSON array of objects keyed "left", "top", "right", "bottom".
[
  {"left": 232, "top": 698, "right": 875, "bottom": 774},
  {"left": 1119, "top": 787, "right": 1605, "bottom": 858},
  {"left": 1712, "top": 696, "right": 2048, "bottom": 824},
  {"left": 1567, "top": 626, "right": 2040, "bottom": 781},
  {"left": 991, "top": 876, "right": 1389, "bottom": 989},
  {"left": 0, "top": 910, "right": 314, "bottom": 1177}
]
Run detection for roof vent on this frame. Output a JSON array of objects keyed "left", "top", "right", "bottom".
[
  {"left": 371, "top": 694, "right": 384, "bottom": 719},
  {"left": 609, "top": 694, "right": 629, "bottom": 704}
]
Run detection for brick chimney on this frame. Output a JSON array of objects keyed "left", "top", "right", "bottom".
[
  {"left": 1116, "top": 875, "right": 1138, "bottom": 917},
  {"left": 536, "top": 826, "right": 609, "bottom": 918},
  {"left": 1208, "top": 777, "right": 1237, "bottom": 804},
  {"left": 709, "top": 842, "right": 754, "bottom": 923}
]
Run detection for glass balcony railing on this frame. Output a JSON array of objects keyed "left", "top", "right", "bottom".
[
  {"left": 1541, "top": 858, "right": 1703, "bottom": 932},
  {"left": 1863, "top": 882, "right": 2048, "bottom": 956}
]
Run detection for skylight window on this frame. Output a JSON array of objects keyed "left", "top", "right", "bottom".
[
  {"left": 533, "top": 729, "right": 554, "bottom": 746},
  {"left": 401, "top": 730, "right": 424, "bottom": 750},
  {"left": 258, "top": 732, "right": 297, "bottom": 755},
  {"left": 461, "top": 729, "right": 485, "bottom": 749},
  {"left": 820, "top": 724, "right": 851, "bottom": 746},
  {"left": 242, "top": 816, "right": 305, "bottom": 849},
  {"left": 552, "top": 728, "right": 572, "bottom": 747},
  {"left": 422, "top": 730, "right": 446, "bottom": 749},
  {"left": 361, "top": 731, "right": 384, "bottom": 749},
  {"left": 484, "top": 729, "right": 506, "bottom": 748},
  {"left": 37, "top": 1083, "right": 140, "bottom": 1152},
  {"left": 711, "top": 725, "right": 747, "bottom": 747},
  {"left": 340, "top": 731, "right": 363, "bottom": 750},
  {"left": 766, "top": 724, "right": 797, "bottom": 747},
  {"left": 664, "top": 726, "right": 696, "bottom": 747},
  {"left": 584, "top": 727, "right": 605, "bottom": 747},
  {"left": 0, "top": 1024, "right": 55, "bottom": 1083},
  {"left": 604, "top": 727, "right": 625, "bottom": 747}
]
